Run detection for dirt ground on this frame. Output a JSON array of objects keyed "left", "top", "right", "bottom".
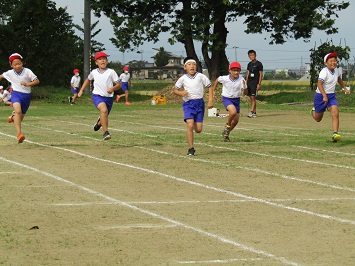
[{"left": 0, "top": 104, "right": 354, "bottom": 266}]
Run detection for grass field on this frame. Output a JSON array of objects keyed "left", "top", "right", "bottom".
[{"left": 0, "top": 94, "right": 354, "bottom": 265}]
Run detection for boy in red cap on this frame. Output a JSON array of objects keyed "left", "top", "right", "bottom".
[
  {"left": 209, "top": 61, "right": 246, "bottom": 142},
  {"left": 69, "top": 68, "right": 81, "bottom": 105},
  {"left": 115, "top": 66, "right": 132, "bottom": 105},
  {"left": 78, "top": 51, "right": 121, "bottom": 140},
  {"left": 311, "top": 52, "right": 350, "bottom": 142},
  {"left": 0, "top": 53, "right": 40, "bottom": 143}
]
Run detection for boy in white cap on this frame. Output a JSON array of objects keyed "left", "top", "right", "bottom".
[
  {"left": 174, "top": 57, "right": 212, "bottom": 156},
  {"left": 116, "top": 66, "right": 132, "bottom": 105},
  {"left": 69, "top": 68, "right": 81, "bottom": 105},
  {"left": 0, "top": 53, "right": 40, "bottom": 143},
  {"left": 311, "top": 52, "right": 350, "bottom": 142},
  {"left": 78, "top": 51, "right": 121, "bottom": 140},
  {"left": 0, "top": 86, "right": 12, "bottom": 106},
  {"left": 210, "top": 61, "right": 246, "bottom": 142}
]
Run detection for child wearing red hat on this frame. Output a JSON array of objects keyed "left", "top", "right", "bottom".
[
  {"left": 210, "top": 61, "right": 246, "bottom": 142},
  {"left": 311, "top": 52, "right": 350, "bottom": 142},
  {"left": 115, "top": 66, "right": 132, "bottom": 105},
  {"left": 78, "top": 51, "right": 121, "bottom": 140},
  {"left": 69, "top": 68, "right": 81, "bottom": 105},
  {"left": 0, "top": 53, "right": 40, "bottom": 143}
]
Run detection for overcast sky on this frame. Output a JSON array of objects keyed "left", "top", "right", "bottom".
[{"left": 55, "top": 0, "right": 355, "bottom": 70}]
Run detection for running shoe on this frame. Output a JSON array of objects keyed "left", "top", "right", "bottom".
[
  {"left": 310, "top": 107, "right": 315, "bottom": 115},
  {"left": 125, "top": 101, "right": 131, "bottom": 106},
  {"left": 17, "top": 133, "right": 25, "bottom": 143},
  {"left": 331, "top": 133, "right": 341, "bottom": 142},
  {"left": 247, "top": 111, "right": 253, "bottom": 118},
  {"left": 116, "top": 95, "right": 120, "bottom": 103},
  {"left": 103, "top": 131, "right": 111, "bottom": 140},
  {"left": 187, "top": 147, "right": 195, "bottom": 156},
  {"left": 7, "top": 111, "right": 15, "bottom": 123},
  {"left": 68, "top": 96, "right": 72, "bottom": 103},
  {"left": 93, "top": 117, "right": 101, "bottom": 131}
]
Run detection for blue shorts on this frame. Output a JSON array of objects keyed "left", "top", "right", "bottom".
[
  {"left": 92, "top": 94, "right": 114, "bottom": 114},
  {"left": 121, "top": 82, "right": 129, "bottom": 91},
  {"left": 222, "top": 96, "right": 240, "bottom": 113},
  {"left": 11, "top": 90, "right": 31, "bottom": 114},
  {"left": 182, "top": 98, "right": 205, "bottom": 123},
  {"left": 71, "top": 87, "right": 79, "bottom": 94},
  {"left": 313, "top": 93, "right": 338, "bottom": 113}
]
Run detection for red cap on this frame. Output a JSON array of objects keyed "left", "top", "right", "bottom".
[
  {"left": 73, "top": 69, "right": 80, "bottom": 73},
  {"left": 9, "top": 53, "right": 23, "bottom": 63},
  {"left": 123, "top": 66, "right": 129, "bottom": 71},
  {"left": 324, "top": 52, "right": 337, "bottom": 63},
  {"left": 94, "top": 51, "right": 108, "bottom": 60},
  {"left": 229, "top": 62, "right": 241, "bottom": 69}
]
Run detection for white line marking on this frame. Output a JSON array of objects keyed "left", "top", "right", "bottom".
[
  {"left": 0, "top": 154, "right": 300, "bottom": 266},
  {"left": 0, "top": 131, "right": 353, "bottom": 227},
  {"left": 178, "top": 258, "right": 264, "bottom": 264},
  {"left": 293, "top": 145, "right": 355, "bottom": 156},
  {"left": 98, "top": 224, "right": 178, "bottom": 230},
  {"left": 198, "top": 143, "right": 355, "bottom": 170}
]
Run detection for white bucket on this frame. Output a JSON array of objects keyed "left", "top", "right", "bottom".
[
  {"left": 151, "top": 100, "right": 156, "bottom": 105},
  {"left": 208, "top": 108, "right": 218, "bottom": 117}
]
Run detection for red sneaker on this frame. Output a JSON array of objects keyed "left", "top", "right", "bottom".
[
  {"left": 17, "top": 133, "right": 25, "bottom": 143},
  {"left": 116, "top": 95, "right": 120, "bottom": 103}
]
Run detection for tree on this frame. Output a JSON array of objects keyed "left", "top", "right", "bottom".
[
  {"left": 91, "top": 0, "right": 349, "bottom": 80},
  {"left": 309, "top": 41, "right": 350, "bottom": 90},
  {"left": 0, "top": 0, "right": 82, "bottom": 86}
]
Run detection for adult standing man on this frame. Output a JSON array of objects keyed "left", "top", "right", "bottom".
[{"left": 245, "top": 50, "right": 263, "bottom": 118}]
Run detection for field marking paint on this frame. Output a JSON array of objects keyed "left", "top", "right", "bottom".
[
  {"left": 135, "top": 146, "right": 355, "bottom": 193},
  {"left": 0, "top": 131, "right": 354, "bottom": 227},
  {"left": 0, "top": 155, "right": 300, "bottom": 266},
  {"left": 293, "top": 145, "right": 355, "bottom": 156},
  {"left": 178, "top": 258, "right": 264, "bottom": 264},
  {"left": 199, "top": 143, "right": 355, "bottom": 170},
  {"left": 98, "top": 224, "right": 178, "bottom": 230}
]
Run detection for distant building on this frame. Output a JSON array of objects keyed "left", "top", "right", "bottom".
[{"left": 132, "top": 49, "right": 185, "bottom": 80}]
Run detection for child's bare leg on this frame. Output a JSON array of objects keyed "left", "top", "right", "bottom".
[
  {"left": 313, "top": 111, "right": 324, "bottom": 122},
  {"left": 226, "top": 105, "right": 238, "bottom": 129},
  {"left": 12, "top": 103, "right": 24, "bottom": 135},
  {"left": 186, "top": 119, "right": 195, "bottom": 147},
  {"left": 329, "top": 105, "right": 339, "bottom": 133},
  {"left": 97, "top": 103, "right": 109, "bottom": 132},
  {"left": 124, "top": 90, "right": 129, "bottom": 102},
  {"left": 72, "top": 93, "right": 78, "bottom": 103},
  {"left": 230, "top": 113, "right": 240, "bottom": 131},
  {"left": 250, "top": 96, "right": 256, "bottom": 112}
]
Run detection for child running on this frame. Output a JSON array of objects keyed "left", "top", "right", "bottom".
[
  {"left": 69, "top": 68, "right": 81, "bottom": 105},
  {"left": 116, "top": 66, "right": 132, "bottom": 105},
  {"left": 173, "top": 57, "right": 212, "bottom": 156},
  {"left": 0, "top": 53, "right": 40, "bottom": 143},
  {"left": 311, "top": 52, "right": 350, "bottom": 142},
  {"left": 78, "top": 51, "right": 121, "bottom": 140},
  {"left": 209, "top": 62, "right": 246, "bottom": 142}
]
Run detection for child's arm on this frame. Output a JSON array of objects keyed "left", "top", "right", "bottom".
[
  {"left": 208, "top": 79, "right": 219, "bottom": 109},
  {"left": 173, "top": 87, "right": 188, "bottom": 98},
  {"left": 338, "top": 76, "right": 350, "bottom": 94},
  {"left": 317, "top": 80, "right": 328, "bottom": 104},
  {"left": 78, "top": 78, "right": 90, "bottom": 97},
  {"left": 107, "top": 82, "right": 122, "bottom": 94},
  {"left": 20, "top": 79, "right": 39, "bottom": 87}
]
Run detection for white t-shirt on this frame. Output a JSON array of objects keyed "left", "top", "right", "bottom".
[
  {"left": 2, "top": 68, "right": 38, "bottom": 94},
  {"left": 119, "top": 72, "right": 130, "bottom": 83},
  {"left": 317, "top": 67, "right": 339, "bottom": 94},
  {"left": 88, "top": 68, "right": 119, "bottom": 97},
  {"left": 71, "top": 75, "right": 81, "bottom": 88},
  {"left": 0, "top": 90, "right": 11, "bottom": 101},
  {"left": 175, "top": 72, "right": 211, "bottom": 102},
  {"left": 217, "top": 75, "right": 245, "bottom": 98}
]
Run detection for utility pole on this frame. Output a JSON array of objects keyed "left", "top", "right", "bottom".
[
  {"left": 83, "top": 0, "right": 91, "bottom": 93},
  {"left": 233, "top": 46, "right": 239, "bottom": 61}
]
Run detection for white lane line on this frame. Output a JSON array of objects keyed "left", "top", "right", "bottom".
[
  {"left": 0, "top": 131, "right": 353, "bottom": 227},
  {"left": 98, "top": 224, "right": 178, "bottom": 230},
  {"left": 0, "top": 155, "right": 300, "bottom": 266},
  {"left": 178, "top": 258, "right": 264, "bottom": 264},
  {"left": 293, "top": 145, "right": 355, "bottom": 156},
  {"left": 135, "top": 146, "right": 355, "bottom": 193},
  {"left": 199, "top": 143, "right": 355, "bottom": 170}
]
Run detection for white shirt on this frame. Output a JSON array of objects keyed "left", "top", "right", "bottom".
[
  {"left": 71, "top": 75, "right": 81, "bottom": 88},
  {"left": 88, "top": 68, "right": 119, "bottom": 97},
  {"left": 175, "top": 72, "right": 211, "bottom": 102},
  {"left": 119, "top": 72, "right": 130, "bottom": 83},
  {"left": 0, "top": 90, "right": 11, "bottom": 101},
  {"left": 2, "top": 67, "right": 38, "bottom": 94},
  {"left": 317, "top": 67, "right": 339, "bottom": 94},
  {"left": 217, "top": 75, "right": 245, "bottom": 98}
]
